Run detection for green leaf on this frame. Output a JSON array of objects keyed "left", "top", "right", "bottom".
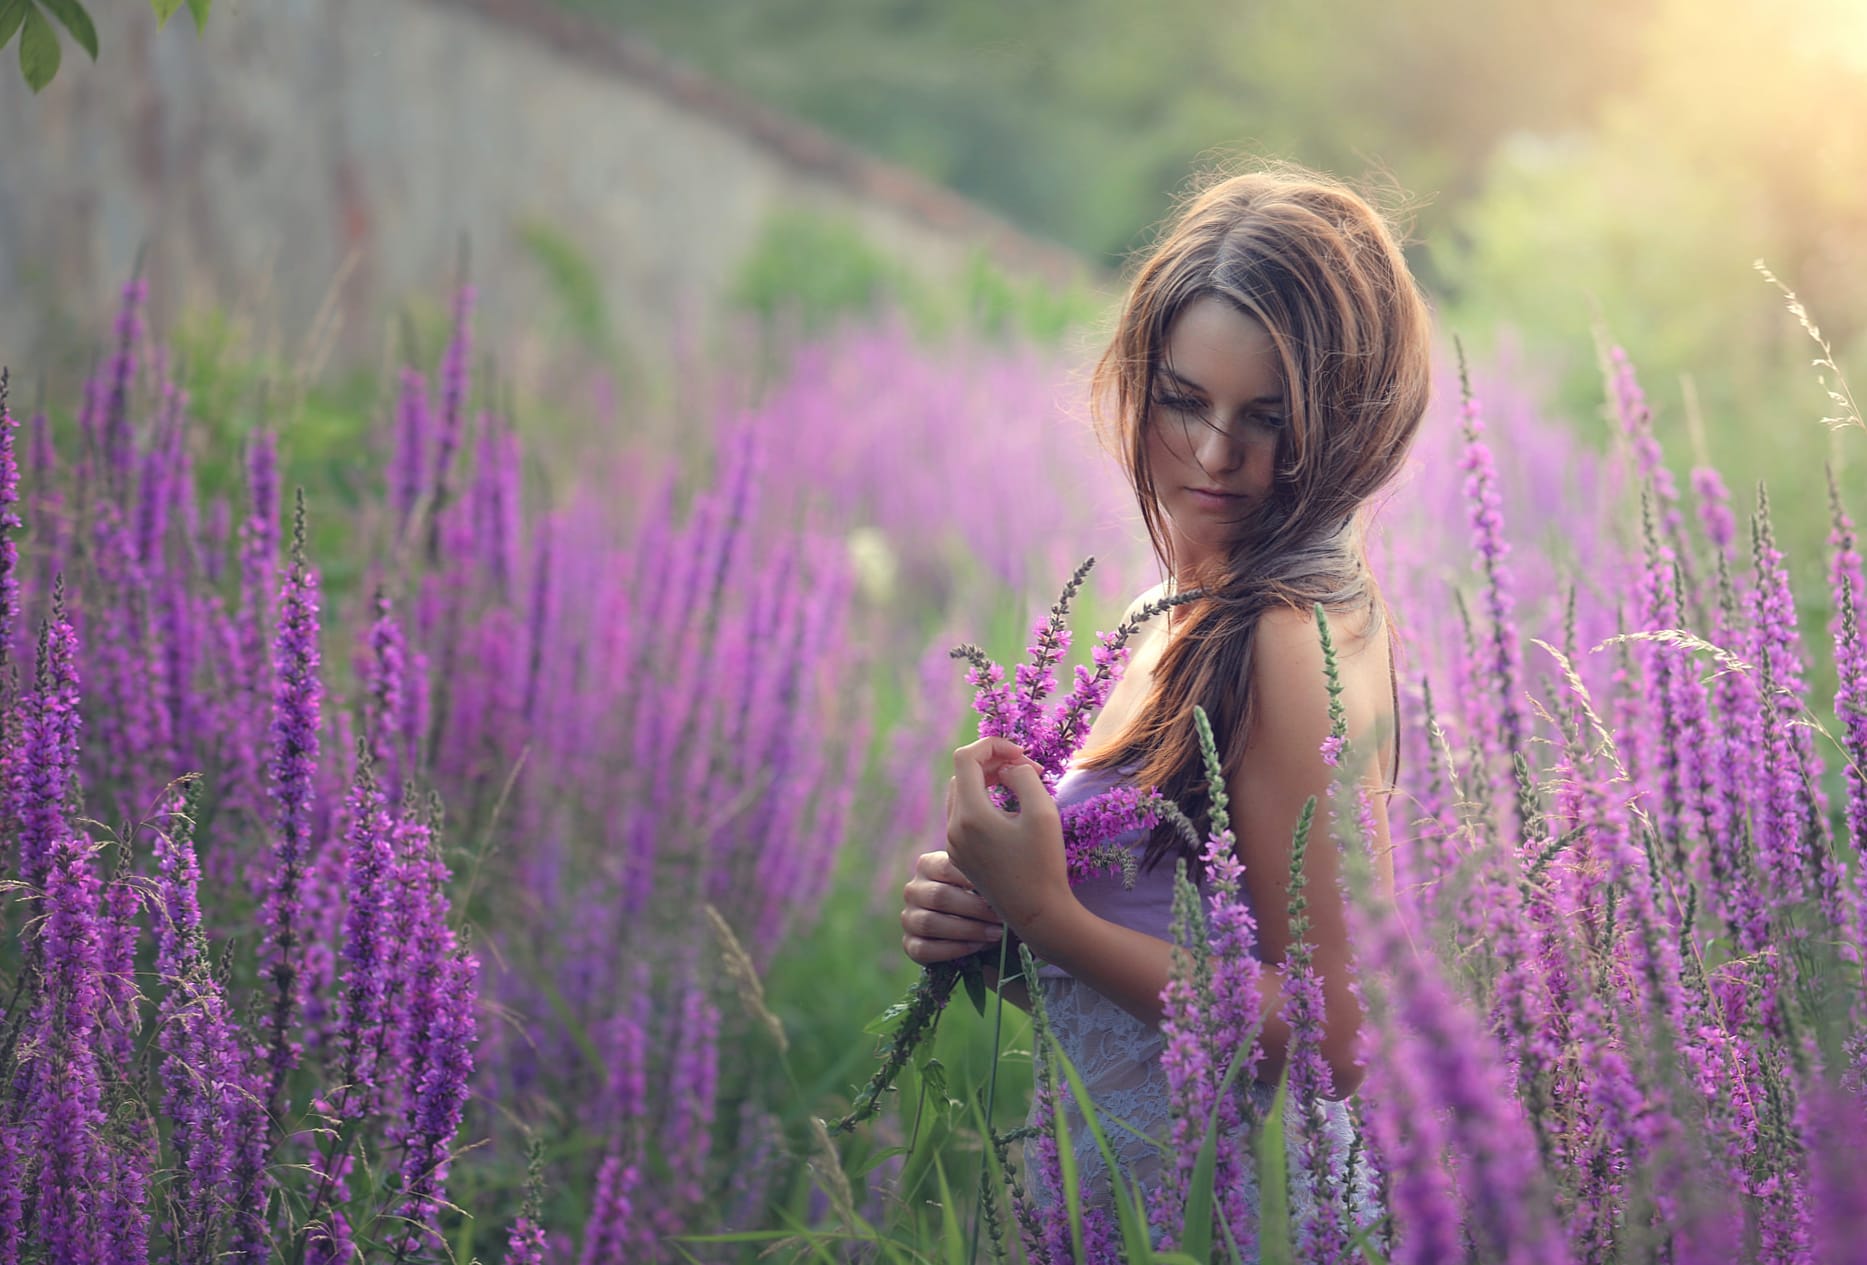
[
  {"left": 1178, "top": 1021, "right": 1263, "bottom": 1258},
  {"left": 1044, "top": 1060, "right": 1086, "bottom": 1263},
  {"left": 1180, "top": 1099, "right": 1220, "bottom": 1257},
  {"left": 150, "top": 0, "right": 184, "bottom": 28},
  {"left": 861, "top": 1000, "right": 909, "bottom": 1036},
  {"left": 185, "top": 0, "right": 209, "bottom": 33},
  {"left": 1045, "top": 1031, "right": 1154, "bottom": 1264},
  {"left": 0, "top": 0, "right": 29, "bottom": 52},
  {"left": 964, "top": 964, "right": 989, "bottom": 1017},
  {"left": 917, "top": 1055, "right": 947, "bottom": 1107},
  {"left": 1254, "top": 1072, "right": 1294, "bottom": 1265},
  {"left": 932, "top": 1156, "right": 968, "bottom": 1265},
  {"left": 853, "top": 1145, "right": 909, "bottom": 1179},
  {"left": 37, "top": 0, "right": 91, "bottom": 58},
  {"left": 18, "top": 4, "right": 58, "bottom": 93}
]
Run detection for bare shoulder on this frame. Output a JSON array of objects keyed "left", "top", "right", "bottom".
[
  {"left": 1253, "top": 602, "right": 1330, "bottom": 658},
  {"left": 1246, "top": 606, "right": 1337, "bottom": 744},
  {"left": 1255, "top": 602, "right": 1386, "bottom": 669},
  {"left": 1248, "top": 603, "right": 1394, "bottom": 768},
  {"left": 1123, "top": 580, "right": 1170, "bottom": 624},
  {"left": 1119, "top": 581, "right": 1176, "bottom": 650}
]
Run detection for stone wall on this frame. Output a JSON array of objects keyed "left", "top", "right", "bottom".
[{"left": 0, "top": 0, "right": 1086, "bottom": 379}]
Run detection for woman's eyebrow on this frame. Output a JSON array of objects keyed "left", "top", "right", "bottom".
[
  {"left": 1160, "top": 367, "right": 1283, "bottom": 406},
  {"left": 1158, "top": 367, "right": 1204, "bottom": 395}
]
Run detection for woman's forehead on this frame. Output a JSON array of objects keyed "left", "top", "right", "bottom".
[{"left": 1161, "top": 297, "right": 1284, "bottom": 404}]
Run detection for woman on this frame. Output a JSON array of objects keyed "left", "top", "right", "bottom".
[{"left": 900, "top": 166, "right": 1431, "bottom": 1224}]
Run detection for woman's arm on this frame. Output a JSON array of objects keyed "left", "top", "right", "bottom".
[{"left": 1229, "top": 604, "right": 1394, "bottom": 1097}]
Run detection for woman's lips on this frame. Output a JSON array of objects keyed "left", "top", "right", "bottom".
[{"left": 1186, "top": 487, "right": 1243, "bottom": 508}]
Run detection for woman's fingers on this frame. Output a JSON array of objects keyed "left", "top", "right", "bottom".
[
  {"left": 900, "top": 848, "right": 1003, "bottom": 967},
  {"left": 903, "top": 866, "right": 1000, "bottom": 924},
  {"left": 900, "top": 906, "right": 1004, "bottom": 943},
  {"left": 902, "top": 933, "right": 991, "bottom": 966},
  {"left": 916, "top": 848, "right": 976, "bottom": 890},
  {"left": 950, "top": 738, "right": 1038, "bottom": 816}
]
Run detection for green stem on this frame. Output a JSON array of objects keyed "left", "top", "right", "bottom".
[{"left": 967, "top": 933, "right": 1014, "bottom": 1265}]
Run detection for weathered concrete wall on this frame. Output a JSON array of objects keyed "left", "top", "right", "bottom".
[{"left": 0, "top": 0, "right": 1085, "bottom": 379}]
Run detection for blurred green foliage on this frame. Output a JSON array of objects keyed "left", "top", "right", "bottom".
[
  {"left": 518, "top": 219, "right": 616, "bottom": 353},
  {"left": 731, "top": 208, "right": 1106, "bottom": 343},
  {"left": 558, "top": 0, "right": 1654, "bottom": 268},
  {"left": 732, "top": 210, "right": 913, "bottom": 332},
  {"left": 166, "top": 306, "right": 392, "bottom": 615}
]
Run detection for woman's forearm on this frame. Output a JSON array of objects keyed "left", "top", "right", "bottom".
[{"left": 1021, "top": 898, "right": 1366, "bottom": 1093}]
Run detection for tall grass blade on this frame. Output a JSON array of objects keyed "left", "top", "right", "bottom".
[{"left": 1254, "top": 1072, "right": 1293, "bottom": 1265}]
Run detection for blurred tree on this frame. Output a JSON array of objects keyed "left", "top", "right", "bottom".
[
  {"left": 1437, "top": 0, "right": 1867, "bottom": 507},
  {"left": 559, "top": 0, "right": 1658, "bottom": 267}
]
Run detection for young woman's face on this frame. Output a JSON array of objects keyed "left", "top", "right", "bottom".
[{"left": 1144, "top": 295, "right": 1286, "bottom": 579}]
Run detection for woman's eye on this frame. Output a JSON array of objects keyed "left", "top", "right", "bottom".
[{"left": 1151, "top": 395, "right": 1202, "bottom": 413}]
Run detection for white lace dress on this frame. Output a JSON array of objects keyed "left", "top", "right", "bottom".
[{"left": 1028, "top": 764, "right": 1375, "bottom": 1228}]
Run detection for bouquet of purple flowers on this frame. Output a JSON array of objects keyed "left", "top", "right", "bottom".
[{"left": 834, "top": 558, "right": 1198, "bottom": 1131}]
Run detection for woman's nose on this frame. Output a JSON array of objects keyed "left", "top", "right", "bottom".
[{"left": 1194, "top": 418, "right": 1244, "bottom": 473}]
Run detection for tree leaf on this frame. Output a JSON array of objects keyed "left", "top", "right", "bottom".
[
  {"left": 186, "top": 0, "right": 209, "bottom": 32},
  {"left": 37, "top": 0, "right": 93, "bottom": 60},
  {"left": 19, "top": 4, "right": 59, "bottom": 93},
  {"left": 150, "top": 0, "right": 184, "bottom": 28},
  {"left": 0, "top": 0, "right": 28, "bottom": 53}
]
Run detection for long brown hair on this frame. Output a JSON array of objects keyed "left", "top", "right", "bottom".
[{"left": 1080, "top": 164, "right": 1432, "bottom": 874}]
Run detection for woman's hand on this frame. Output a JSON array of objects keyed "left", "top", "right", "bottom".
[
  {"left": 943, "top": 737, "right": 1075, "bottom": 942},
  {"left": 900, "top": 850, "right": 1003, "bottom": 966}
]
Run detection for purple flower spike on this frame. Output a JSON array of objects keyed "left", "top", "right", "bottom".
[
  {"left": 578, "top": 1154, "right": 644, "bottom": 1265},
  {"left": 428, "top": 283, "right": 477, "bottom": 562},
  {"left": 1692, "top": 465, "right": 1737, "bottom": 556},
  {"left": 1609, "top": 346, "right": 1683, "bottom": 537},
  {"left": 507, "top": 1216, "right": 551, "bottom": 1265},
  {"left": 362, "top": 587, "right": 409, "bottom": 796},
  {"left": 395, "top": 944, "right": 479, "bottom": 1250},
  {"left": 1829, "top": 472, "right": 1867, "bottom": 864},
  {"left": 97, "top": 274, "right": 147, "bottom": 505},
  {"left": 26, "top": 834, "right": 110, "bottom": 1265},
  {"left": 0, "top": 1123, "right": 22, "bottom": 1263},
  {"left": 262, "top": 490, "right": 323, "bottom": 1104},
  {"left": 337, "top": 741, "right": 395, "bottom": 1106},
  {"left": 1057, "top": 783, "right": 1169, "bottom": 885},
  {"left": 391, "top": 366, "right": 431, "bottom": 535},
  {"left": 1456, "top": 346, "right": 1523, "bottom": 776},
  {"left": 0, "top": 370, "right": 20, "bottom": 679},
  {"left": 9, "top": 577, "right": 83, "bottom": 912},
  {"left": 152, "top": 778, "right": 247, "bottom": 1265}
]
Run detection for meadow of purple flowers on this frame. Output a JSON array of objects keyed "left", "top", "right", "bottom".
[{"left": 0, "top": 269, "right": 1862, "bottom": 1263}]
